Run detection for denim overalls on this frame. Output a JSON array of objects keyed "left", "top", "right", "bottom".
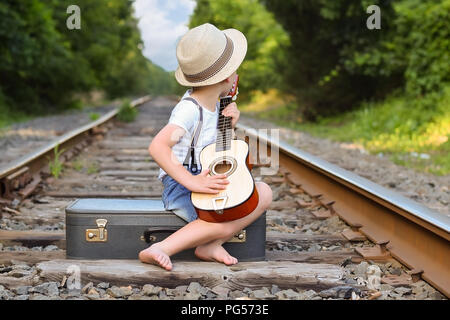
[{"left": 161, "top": 166, "right": 201, "bottom": 223}]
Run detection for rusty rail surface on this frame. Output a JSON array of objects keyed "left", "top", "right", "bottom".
[{"left": 236, "top": 124, "right": 450, "bottom": 298}]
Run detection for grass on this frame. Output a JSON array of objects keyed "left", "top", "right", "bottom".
[
  {"left": 69, "top": 156, "right": 99, "bottom": 174},
  {"left": 87, "top": 161, "right": 99, "bottom": 175},
  {"left": 240, "top": 88, "right": 450, "bottom": 176},
  {"left": 71, "top": 157, "right": 84, "bottom": 172},
  {"left": 89, "top": 112, "right": 100, "bottom": 121},
  {"left": 47, "top": 144, "right": 65, "bottom": 179},
  {"left": 0, "top": 108, "right": 34, "bottom": 130},
  {"left": 0, "top": 91, "right": 119, "bottom": 130},
  {"left": 117, "top": 99, "right": 138, "bottom": 122}
]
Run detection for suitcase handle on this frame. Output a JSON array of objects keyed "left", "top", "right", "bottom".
[{"left": 142, "top": 226, "right": 180, "bottom": 243}]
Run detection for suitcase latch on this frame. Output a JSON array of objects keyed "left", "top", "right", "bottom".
[
  {"left": 86, "top": 219, "right": 108, "bottom": 242},
  {"left": 228, "top": 230, "right": 246, "bottom": 243}
]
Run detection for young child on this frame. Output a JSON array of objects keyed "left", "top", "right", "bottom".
[{"left": 139, "top": 23, "right": 273, "bottom": 271}]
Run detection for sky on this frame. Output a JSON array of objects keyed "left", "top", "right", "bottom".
[{"left": 133, "top": 0, "right": 197, "bottom": 72}]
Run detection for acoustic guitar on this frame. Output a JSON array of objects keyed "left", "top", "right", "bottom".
[{"left": 191, "top": 76, "right": 259, "bottom": 222}]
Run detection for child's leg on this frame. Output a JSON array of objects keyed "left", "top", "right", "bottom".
[
  {"left": 139, "top": 182, "right": 272, "bottom": 270},
  {"left": 194, "top": 182, "right": 272, "bottom": 263}
]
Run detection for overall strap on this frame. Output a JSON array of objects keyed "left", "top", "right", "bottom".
[{"left": 181, "top": 97, "right": 203, "bottom": 173}]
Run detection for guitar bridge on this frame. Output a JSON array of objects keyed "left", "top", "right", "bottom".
[{"left": 212, "top": 195, "right": 228, "bottom": 214}]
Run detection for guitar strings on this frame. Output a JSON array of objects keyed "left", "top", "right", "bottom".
[{"left": 216, "top": 96, "right": 233, "bottom": 152}]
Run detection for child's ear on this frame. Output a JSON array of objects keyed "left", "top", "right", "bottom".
[{"left": 225, "top": 74, "right": 234, "bottom": 83}]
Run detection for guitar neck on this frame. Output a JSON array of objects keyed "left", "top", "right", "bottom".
[{"left": 215, "top": 96, "right": 233, "bottom": 152}]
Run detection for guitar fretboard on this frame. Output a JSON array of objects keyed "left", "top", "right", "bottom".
[{"left": 215, "top": 96, "right": 233, "bottom": 152}]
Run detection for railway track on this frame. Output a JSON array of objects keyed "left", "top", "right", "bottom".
[{"left": 0, "top": 96, "right": 447, "bottom": 300}]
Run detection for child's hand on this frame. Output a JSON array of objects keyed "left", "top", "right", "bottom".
[
  {"left": 187, "top": 169, "right": 229, "bottom": 193},
  {"left": 222, "top": 102, "right": 240, "bottom": 128}
]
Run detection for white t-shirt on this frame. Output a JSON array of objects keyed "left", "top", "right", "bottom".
[{"left": 157, "top": 89, "right": 219, "bottom": 181}]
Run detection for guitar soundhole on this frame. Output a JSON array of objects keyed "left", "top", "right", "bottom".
[
  {"left": 209, "top": 156, "right": 237, "bottom": 176},
  {"left": 214, "top": 161, "right": 232, "bottom": 174}
]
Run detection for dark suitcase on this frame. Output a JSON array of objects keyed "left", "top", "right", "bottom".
[{"left": 65, "top": 198, "right": 266, "bottom": 261}]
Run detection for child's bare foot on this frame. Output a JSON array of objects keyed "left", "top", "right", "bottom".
[
  {"left": 194, "top": 243, "right": 238, "bottom": 266},
  {"left": 139, "top": 244, "right": 172, "bottom": 271}
]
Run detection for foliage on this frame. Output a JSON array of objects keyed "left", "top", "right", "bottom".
[
  {"left": 87, "top": 161, "right": 99, "bottom": 175},
  {"left": 71, "top": 157, "right": 84, "bottom": 172},
  {"left": 0, "top": 0, "right": 80, "bottom": 114},
  {"left": 243, "top": 86, "right": 450, "bottom": 175},
  {"left": 47, "top": 144, "right": 65, "bottom": 179},
  {"left": 259, "top": 0, "right": 450, "bottom": 119},
  {"left": 89, "top": 112, "right": 100, "bottom": 121},
  {"left": 117, "top": 99, "right": 138, "bottom": 122},
  {"left": 345, "top": 0, "right": 450, "bottom": 97},
  {"left": 189, "top": 0, "right": 289, "bottom": 101},
  {"left": 192, "top": 0, "right": 448, "bottom": 174},
  {"left": 0, "top": 0, "right": 173, "bottom": 120},
  {"left": 259, "top": 0, "right": 399, "bottom": 119},
  {"left": 0, "top": 88, "right": 31, "bottom": 128}
]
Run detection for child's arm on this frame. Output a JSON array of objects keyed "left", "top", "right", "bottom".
[{"left": 150, "top": 124, "right": 229, "bottom": 194}]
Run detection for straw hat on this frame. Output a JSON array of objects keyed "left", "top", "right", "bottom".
[{"left": 175, "top": 23, "right": 247, "bottom": 87}]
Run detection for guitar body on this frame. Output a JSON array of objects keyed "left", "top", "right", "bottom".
[
  {"left": 190, "top": 75, "right": 258, "bottom": 222},
  {"left": 191, "top": 139, "right": 259, "bottom": 223}
]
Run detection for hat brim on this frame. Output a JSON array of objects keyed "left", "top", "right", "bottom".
[{"left": 175, "top": 28, "right": 247, "bottom": 87}]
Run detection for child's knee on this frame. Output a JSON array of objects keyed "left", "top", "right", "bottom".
[
  {"left": 256, "top": 182, "right": 272, "bottom": 209},
  {"left": 205, "top": 220, "right": 235, "bottom": 239}
]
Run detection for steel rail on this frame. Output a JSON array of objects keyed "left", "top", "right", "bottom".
[
  {"left": 0, "top": 96, "right": 152, "bottom": 195},
  {"left": 236, "top": 123, "right": 450, "bottom": 298}
]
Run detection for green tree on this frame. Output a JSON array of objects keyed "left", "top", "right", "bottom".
[
  {"left": 0, "top": 0, "right": 175, "bottom": 120},
  {"left": 260, "top": 0, "right": 398, "bottom": 119},
  {"left": 345, "top": 0, "right": 450, "bottom": 98},
  {"left": 52, "top": 0, "right": 170, "bottom": 98},
  {"left": 0, "top": 0, "right": 82, "bottom": 113}
]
